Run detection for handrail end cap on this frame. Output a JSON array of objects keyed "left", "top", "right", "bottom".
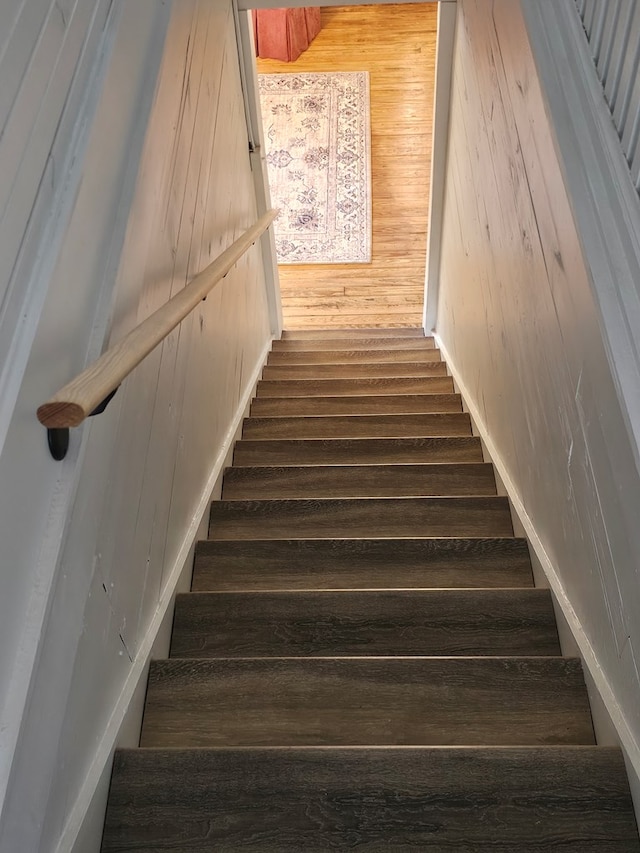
[{"left": 37, "top": 402, "right": 86, "bottom": 429}]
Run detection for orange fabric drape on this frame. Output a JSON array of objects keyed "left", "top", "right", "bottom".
[{"left": 253, "top": 8, "right": 321, "bottom": 62}]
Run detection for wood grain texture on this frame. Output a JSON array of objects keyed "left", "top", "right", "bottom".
[
  {"left": 281, "top": 328, "right": 427, "bottom": 339},
  {"left": 170, "top": 589, "right": 561, "bottom": 657},
  {"left": 272, "top": 336, "right": 436, "bottom": 351},
  {"left": 262, "top": 362, "right": 448, "bottom": 380},
  {"left": 242, "top": 412, "right": 473, "bottom": 438},
  {"left": 37, "top": 211, "right": 277, "bottom": 427},
  {"left": 267, "top": 347, "right": 442, "bottom": 364},
  {"left": 256, "top": 376, "right": 455, "bottom": 397},
  {"left": 251, "top": 394, "right": 463, "bottom": 417},
  {"left": 221, "top": 463, "right": 497, "bottom": 499},
  {"left": 101, "top": 747, "right": 640, "bottom": 852},
  {"left": 232, "top": 437, "right": 484, "bottom": 465},
  {"left": 140, "top": 657, "right": 594, "bottom": 747},
  {"left": 192, "top": 537, "right": 534, "bottom": 591},
  {"left": 257, "top": 5, "right": 437, "bottom": 329},
  {"left": 208, "top": 496, "right": 514, "bottom": 539}
]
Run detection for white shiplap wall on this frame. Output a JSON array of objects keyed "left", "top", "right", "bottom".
[
  {"left": 437, "top": 0, "right": 640, "bottom": 798},
  {"left": 575, "top": 0, "right": 640, "bottom": 190},
  {"left": 0, "top": 0, "right": 273, "bottom": 850}
]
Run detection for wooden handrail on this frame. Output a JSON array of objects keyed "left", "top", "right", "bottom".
[{"left": 38, "top": 209, "right": 277, "bottom": 429}]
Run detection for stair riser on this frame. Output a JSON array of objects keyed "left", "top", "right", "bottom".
[
  {"left": 262, "top": 363, "right": 448, "bottom": 380},
  {"left": 273, "top": 337, "right": 437, "bottom": 351},
  {"left": 267, "top": 348, "right": 442, "bottom": 364},
  {"left": 256, "top": 377, "right": 455, "bottom": 397},
  {"left": 233, "top": 437, "right": 484, "bottom": 465},
  {"left": 251, "top": 395, "right": 462, "bottom": 417},
  {"left": 208, "top": 497, "right": 514, "bottom": 539},
  {"left": 102, "top": 748, "right": 640, "bottom": 853},
  {"left": 141, "top": 658, "right": 594, "bottom": 748},
  {"left": 242, "top": 413, "right": 472, "bottom": 439},
  {"left": 280, "top": 328, "right": 427, "bottom": 340},
  {"left": 222, "top": 464, "right": 497, "bottom": 499},
  {"left": 171, "top": 589, "right": 561, "bottom": 658},
  {"left": 192, "top": 537, "right": 534, "bottom": 591}
]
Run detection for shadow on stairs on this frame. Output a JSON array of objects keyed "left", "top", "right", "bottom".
[{"left": 101, "top": 328, "right": 640, "bottom": 851}]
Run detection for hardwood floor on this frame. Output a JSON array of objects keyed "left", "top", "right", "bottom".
[{"left": 256, "top": 4, "right": 436, "bottom": 329}]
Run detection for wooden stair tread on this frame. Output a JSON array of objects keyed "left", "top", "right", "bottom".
[
  {"left": 272, "top": 336, "right": 437, "bottom": 351},
  {"left": 281, "top": 328, "right": 428, "bottom": 339},
  {"left": 140, "top": 657, "right": 594, "bottom": 748},
  {"left": 222, "top": 463, "right": 497, "bottom": 499},
  {"left": 170, "top": 589, "right": 561, "bottom": 658},
  {"left": 251, "top": 394, "right": 463, "bottom": 417},
  {"left": 242, "top": 412, "right": 473, "bottom": 439},
  {"left": 262, "top": 362, "right": 448, "bottom": 380},
  {"left": 102, "top": 747, "right": 640, "bottom": 853},
  {"left": 208, "top": 496, "right": 514, "bottom": 539},
  {"left": 256, "top": 376, "right": 455, "bottom": 397},
  {"left": 267, "top": 347, "right": 443, "bottom": 364},
  {"left": 233, "top": 436, "right": 484, "bottom": 465},
  {"left": 192, "top": 537, "right": 534, "bottom": 590}
]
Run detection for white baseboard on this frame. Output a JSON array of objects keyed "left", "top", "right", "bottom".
[
  {"left": 57, "top": 336, "right": 273, "bottom": 853},
  {"left": 436, "top": 333, "right": 640, "bottom": 814}
]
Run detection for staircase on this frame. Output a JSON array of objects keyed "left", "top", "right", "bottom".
[{"left": 101, "top": 328, "right": 640, "bottom": 851}]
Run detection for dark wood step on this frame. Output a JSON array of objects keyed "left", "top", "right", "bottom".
[
  {"left": 171, "top": 589, "right": 561, "bottom": 658},
  {"left": 233, "top": 437, "right": 484, "bottom": 465},
  {"left": 242, "top": 412, "right": 472, "bottom": 439},
  {"left": 281, "top": 328, "right": 427, "bottom": 339},
  {"left": 267, "top": 347, "right": 442, "bottom": 364},
  {"left": 192, "top": 537, "right": 534, "bottom": 591},
  {"left": 208, "top": 497, "right": 514, "bottom": 539},
  {"left": 256, "top": 376, "right": 454, "bottom": 397},
  {"left": 251, "top": 394, "right": 462, "bottom": 417},
  {"left": 273, "top": 336, "right": 437, "bottom": 351},
  {"left": 140, "top": 657, "right": 594, "bottom": 748},
  {"left": 262, "top": 362, "right": 448, "bottom": 380},
  {"left": 222, "top": 463, "right": 497, "bottom": 499},
  {"left": 102, "top": 747, "right": 640, "bottom": 852}
]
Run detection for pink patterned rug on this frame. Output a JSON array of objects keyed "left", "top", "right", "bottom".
[{"left": 258, "top": 71, "right": 371, "bottom": 264}]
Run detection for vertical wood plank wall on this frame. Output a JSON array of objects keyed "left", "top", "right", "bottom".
[
  {"left": 0, "top": 1, "right": 271, "bottom": 850},
  {"left": 437, "top": 0, "right": 640, "bottom": 782},
  {"left": 575, "top": 0, "right": 640, "bottom": 190},
  {"left": 256, "top": 3, "right": 437, "bottom": 329}
]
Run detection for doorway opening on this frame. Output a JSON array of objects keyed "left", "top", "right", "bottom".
[{"left": 243, "top": 3, "right": 439, "bottom": 330}]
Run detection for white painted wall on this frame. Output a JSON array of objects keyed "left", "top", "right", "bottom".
[
  {"left": 437, "top": 0, "right": 640, "bottom": 796},
  {"left": 0, "top": 0, "right": 273, "bottom": 850}
]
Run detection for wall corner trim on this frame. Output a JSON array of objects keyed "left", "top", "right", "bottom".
[
  {"left": 520, "top": 0, "right": 640, "bottom": 478},
  {"left": 234, "top": 4, "right": 283, "bottom": 337},
  {"left": 52, "top": 335, "right": 273, "bottom": 853},
  {"left": 435, "top": 331, "right": 640, "bottom": 787},
  {"left": 423, "top": 0, "right": 457, "bottom": 333}
]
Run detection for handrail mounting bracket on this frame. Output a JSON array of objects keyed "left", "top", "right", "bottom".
[{"left": 47, "top": 428, "right": 69, "bottom": 461}]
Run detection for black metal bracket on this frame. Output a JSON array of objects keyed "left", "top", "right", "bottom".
[
  {"left": 89, "top": 386, "right": 119, "bottom": 417},
  {"left": 47, "top": 428, "right": 69, "bottom": 461},
  {"left": 46, "top": 386, "right": 120, "bottom": 461}
]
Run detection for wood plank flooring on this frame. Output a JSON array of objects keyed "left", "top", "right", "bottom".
[
  {"left": 192, "top": 536, "right": 536, "bottom": 590},
  {"left": 141, "top": 657, "right": 594, "bottom": 748},
  {"left": 102, "top": 329, "right": 640, "bottom": 851},
  {"left": 171, "top": 589, "right": 562, "bottom": 658},
  {"left": 102, "top": 748, "right": 640, "bottom": 851},
  {"left": 232, "top": 436, "right": 485, "bottom": 465},
  {"left": 256, "top": 6, "right": 437, "bottom": 329}
]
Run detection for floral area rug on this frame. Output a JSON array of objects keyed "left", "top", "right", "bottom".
[{"left": 258, "top": 71, "right": 371, "bottom": 264}]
